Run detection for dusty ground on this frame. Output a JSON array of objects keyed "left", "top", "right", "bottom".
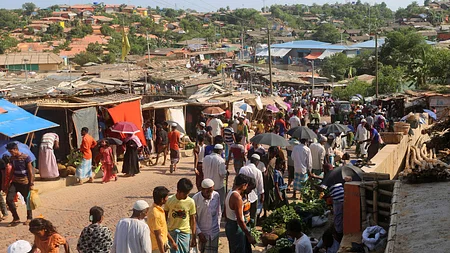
[
  {"left": 0, "top": 155, "right": 267, "bottom": 252},
  {"left": 393, "top": 181, "right": 450, "bottom": 253}
]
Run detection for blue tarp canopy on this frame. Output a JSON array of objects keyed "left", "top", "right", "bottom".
[{"left": 0, "top": 99, "right": 59, "bottom": 138}]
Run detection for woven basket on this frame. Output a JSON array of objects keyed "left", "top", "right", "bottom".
[
  {"left": 394, "top": 122, "right": 410, "bottom": 135},
  {"left": 380, "top": 132, "right": 403, "bottom": 144}
]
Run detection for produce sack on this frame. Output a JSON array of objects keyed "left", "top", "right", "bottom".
[
  {"left": 29, "top": 189, "right": 41, "bottom": 210},
  {"left": 362, "top": 225, "right": 386, "bottom": 250}
]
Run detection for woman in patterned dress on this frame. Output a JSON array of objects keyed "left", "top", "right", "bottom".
[{"left": 77, "top": 206, "right": 113, "bottom": 253}]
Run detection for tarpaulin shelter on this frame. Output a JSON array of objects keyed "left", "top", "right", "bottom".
[{"left": 0, "top": 99, "right": 58, "bottom": 138}]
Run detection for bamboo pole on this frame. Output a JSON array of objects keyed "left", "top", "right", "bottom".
[
  {"left": 366, "top": 200, "right": 391, "bottom": 209},
  {"left": 373, "top": 181, "right": 378, "bottom": 224},
  {"left": 360, "top": 184, "right": 367, "bottom": 226}
]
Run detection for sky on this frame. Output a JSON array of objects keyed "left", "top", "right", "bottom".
[{"left": 0, "top": 0, "right": 418, "bottom": 12}]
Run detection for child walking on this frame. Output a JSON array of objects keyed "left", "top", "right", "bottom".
[{"left": 98, "top": 140, "right": 117, "bottom": 183}]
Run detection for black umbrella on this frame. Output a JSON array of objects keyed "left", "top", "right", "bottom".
[
  {"left": 250, "top": 133, "right": 290, "bottom": 147},
  {"left": 319, "top": 123, "right": 351, "bottom": 135},
  {"left": 98, "top": 137, "right": 123, "bottom": 146},
  {"left": 166, "top": 120, "right": 186, "bottom": 134},
  {"left": 322, "top": 164, "right": 365, "bottom": 188},
  {"left": 286, "top": 126, "right": 317, "bottom": 141}
]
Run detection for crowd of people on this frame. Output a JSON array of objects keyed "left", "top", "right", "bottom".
[{"left": 0, "top": 86, "right": 400, "bottom": 253}]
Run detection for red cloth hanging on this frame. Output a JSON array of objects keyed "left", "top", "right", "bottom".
[{"left": 107, "top": 100, "right": 146, "bottom": 146}]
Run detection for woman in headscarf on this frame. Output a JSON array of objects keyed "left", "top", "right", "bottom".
[
  {"left": 122, "top": 134, "right": 142, "bottom": 177},
  {"left": 77, "top": 206, "right": 113, "bottom": 253}
]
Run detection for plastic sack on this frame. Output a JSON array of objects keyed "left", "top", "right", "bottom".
[
  {"left": 94, "top": 162, "right": 102, "bottom": 174},
  {"left": 29, "top": 189, "right": 41, "bottom": 210},
  {"left": 362, "top": 225, "right": 387, "bottom": 250},
  {"left": 311, "top": 215, "right": 328, "bottom": 228}
]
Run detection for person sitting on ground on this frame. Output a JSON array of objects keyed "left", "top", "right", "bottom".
[
  {"left": 77, "top": 206, "right": 113, "bottom": 253},
  {"left": 29, "top": 218, "right": 70, "bottom": 253},
  {"left": 313, "top": 227, "right": 340, "bottom": 253},
  {"left": 286, "top": 219, "right": 312, "bottom": 253}
]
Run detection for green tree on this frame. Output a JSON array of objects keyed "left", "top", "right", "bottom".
[
  {"left": 320, "top": 53, "right": 353, "bottom": 81},
  {"left": 424, "top": 0, "right": 431, "bottom": 6},
  {"left": 376, "top": 65, "right": 405, "bottom": 94},
  {"left": 312, "top": 23, "right": 341, "bottom": 43},
  {"left": 102, "top": 52, "right": 116, "bottom": 64},
  {"left": 333, "top": 79, "right": 374, "bottom": 100},
  {"left": 73, "top": 52, "right": 99, "bottom": 65},
  {"left": 46, "top": 23, "right": 64, "bottom": 38},
  {"left": 22, "top": 2, "right": 37, "bottom": 16},
  {"left": 100, "top": 25, "right": 114, "bottom": 36},
  {"left": 0, "top": 9, "right": 22, "bottom": 30},
  {"left": 0, "top": 34, "right": 18, "bottom": 54},
  {"left": 86, "top": 42, "right": 104, "bottom": 56}
]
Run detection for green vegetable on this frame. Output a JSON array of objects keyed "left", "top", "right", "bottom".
[
  {"left": 262, "top": 205, "right": 300, "bottom": 233},
  {"left": 66, "top": 149, "right": 83, "bottom": 166},
  {"left": 185, "top": 142, "right": 195, "bottom": 150},
  {"left": 250, "top": 227, "right": 262, "bottom": 243},
  {"left": 276, "top": 238, "right": 293, "bottom": 248}
]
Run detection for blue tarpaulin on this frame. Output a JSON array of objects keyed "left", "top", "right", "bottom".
[{"left": 0, "top": 99, "right": 59, "bottom": 138}]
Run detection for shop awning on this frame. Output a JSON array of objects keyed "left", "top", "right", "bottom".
[
  {"left": 256, "top": 48, "right": 291, "bottom": 57},
  {"left": 0, "top": 99, "right": 59, "bottom": 138},
  {"left": 304, "top": 50, "right": 343, "bottom": 60}
]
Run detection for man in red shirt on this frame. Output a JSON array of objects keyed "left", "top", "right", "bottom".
[{"left": 168, "top": 123, "right": 181, "bottom": 173}]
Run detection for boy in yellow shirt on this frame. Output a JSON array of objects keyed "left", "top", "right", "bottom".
[
  {"left": 164, "top": 178, "right": 197, "bottom": 253},
  {"left": 148, "top": 186, "right": 177, "bottom": 253}
]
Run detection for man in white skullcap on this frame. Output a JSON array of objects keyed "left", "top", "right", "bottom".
[
  {"left": 239, "top": 154, "right": 264, "bottom": 226},
  {"left": 202, "top": 144, "right": 228, "bottom": 211},
  {"left": 192, "top": 179, "right": 221, "bottom": 253},
  {"left": 168, "top": 123, "right": 181, "bottom": 173},
  {"left": 310, "top": 136, "right": 327, "bottom": 177},
  {"left": 7, "top": 240, "right": 32, "bottom": 253},
  {"left": 112, "top": 200, "right": 152, "bottom": 253},
  {"left": 355, "top": 118, "right": 369, "bottom": 158}
]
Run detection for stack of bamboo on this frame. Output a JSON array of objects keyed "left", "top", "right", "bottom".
[{"left": 400, "top": 143, "right": 450, "bottom": 182}]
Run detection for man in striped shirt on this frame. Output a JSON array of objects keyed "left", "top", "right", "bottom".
[
  {"left": 320, "top": 165, "right": 350, "bottom": 243},
  {"left": 222, "top": 120, "right": 235, "bottom": 160}
]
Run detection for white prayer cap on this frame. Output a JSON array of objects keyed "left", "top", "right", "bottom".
[
  {"left": 319, "top": 136, "right": 327, "bottom": 143},
  {"left": 7, "top": 240, "right": 32, "bottom": 253},
  {"left": 133, "top": 200, "right": 149, "bottom": 211},
  {"left": 322, "top": 121, "right": 327, "bottom": 126},
  {"left": 171, "top": 123, "right": 178, "bottom": 127},
  {"left": 361, "top": 119, "right": 367, "bottom": 123},
  {"left": 328, "top": 133, "right": 336, "bottom": 139},
  {"left": 201, "top": 178, "right": 214, "bottom": 188},
  {"left": 214, "top": 144, "right": 223, "bottom": 150},
  {"left": 199, "top": 122, "right": 206, "bottom": 127},
  {"left": 251, "top": 154, "right": 260, "bottom": 160}
]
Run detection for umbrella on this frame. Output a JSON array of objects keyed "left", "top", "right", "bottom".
[
  {"left": 266, "top": 104, "right": 280, "bottom": 113},
  {"left": 98, "top": 137, "right": 123, "bottom": 146},
  {"left": 319, "top": 123, "right": 351, "bottom": 135},
  {"left": 239, "top": 103, "right": 253, "bottom": 113},
  {"left": 0, "top": 141, "right": 36, "bottom": 161},
  {"left": 423, "top": 109, "right": 437, "bottom": 120},
  {"left": 250, "top": 133, "right": 290, "bottom": 147},
  {"left": 203, "top": 107, "right": 225, "bottom": 116},
  {"left": 322, "top": 164, "right": 365, "bottom": 188},
  {"left": 111, "top": 122, "right": 140, "bottom": 134},
  {"left": 166, "top": 120, "right": 186, "bottom": 134},
  {"left": 286, "top": 126, "right": 317, "bottom": 141}
]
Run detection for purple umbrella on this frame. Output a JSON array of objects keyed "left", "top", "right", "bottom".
[{"left": 266, "top": 104, "right": 280, "bottom": 113}]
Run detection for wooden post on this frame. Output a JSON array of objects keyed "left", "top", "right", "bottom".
[
  {"left": 373, "top": 181, "right": 378, "bottom": 224},
  {"left": 360, "top": 184, "right": 367, "bottom": 229}
]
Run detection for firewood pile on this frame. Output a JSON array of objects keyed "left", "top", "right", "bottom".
[{"left": 400, "top": 142, "right": 450, "bottom": 183}]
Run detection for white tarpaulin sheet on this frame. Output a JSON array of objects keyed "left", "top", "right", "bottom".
[
  {"left": 255, "top": 96, "right": 263, "bottom": 110},
  {"left": 167, "top": 108, "right": 185, "bottom": 135},
  {"left": 233, "top": 100, "right": 246, "bottom": 116},
  {"left": 317, "top": 49, "right": 343, "bottom": 59},
  {"left": 256, "top": 48, "right": 291, "bottom": 57}
]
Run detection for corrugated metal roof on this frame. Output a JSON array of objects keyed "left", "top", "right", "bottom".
[
  {"left": 271, "top": 40, "right": 357, "bottom": 50},
  {"left": 0, "top": 52, "right": 63, "bottom": 65}
]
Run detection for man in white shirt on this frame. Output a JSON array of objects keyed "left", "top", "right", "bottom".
[
  {"left": 202, "top": 144, "right": 228, "bottom": 211},
  {"left": 239, "top": 154, "right": 265, "bottom": 226},
  {"left": 355, "top": 119, "right": 369, "bottom": 158},
  {"left": 291, "top": 139, "right": 312, "bottom": 200},
  {"left": 309, "top": 136, "right": 327, "bottom": 177},
  {"left": 192, "top": 179, "right": 221, "bottom": 253},
  {"left": 289, "top": 110, "right": 301, "bottom": 129},
  {"left": 208, "top": 116, "right": 223, "bottom": 137},
  {"left": 287, "top": 219, "right": 313, "bottom": 253},
  {"left": 330, "top": 105, "right": 335, "bottom": 123},
  {"left": 112, "top": 200, "right": 152, "bottom": 253}
]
